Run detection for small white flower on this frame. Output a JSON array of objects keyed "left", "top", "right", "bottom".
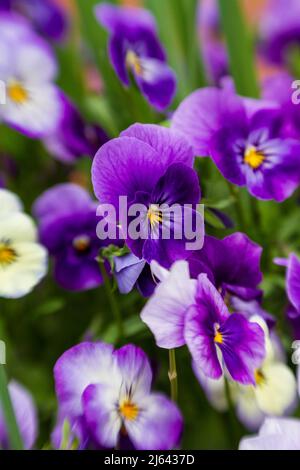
[{"left": 0, "top": 190, "right": 48, "bottom": 299}]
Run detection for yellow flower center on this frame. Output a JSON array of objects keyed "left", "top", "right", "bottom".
[
  {"left": 254, "top": 369, "right": 266, "bottom": 386},
  {"left": 7, "top": 80, "right": 28, "bottom": 104},
  {"left": 244, "top": 146, "right": 265, "bottom": 170},
  {"left": 214, "top": 328, "right": 223, "bottom": 344},
  {"left": 73, "top": 235, "right": 91, "bottom": 253},
  {"left": 0, "top": 242, "right": 17, "bottom": 267},
  {"left": 119, "top": 399, "right": 139, "bottom": 421},
  {"left": 126, "top": 50, "right": 143, "bottom": 76},
  {"left": 147, "top": 204, "right": 162, "bottom": 228}
]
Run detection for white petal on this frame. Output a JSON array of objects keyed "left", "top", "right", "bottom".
[
  {"left": 0, "top": 213, "right": 37, "bottom": 243},
  {"left": 0, "top": 189, "right": 23, "bottom": 216},
  {"left": 16, "top": 41, "right": 57, "bottom": 84},
  {"left": 255, "top": 363, "right": 297, "bottom": 415},
  {"left": 236, "top": 387, "right": 265, "bottom": 431},
  {"left": 0, "top": 242, "right": 48, "bottom": 299}
]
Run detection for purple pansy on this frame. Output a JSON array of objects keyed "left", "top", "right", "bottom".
[
  {"left": 172, "top": 87, "right": 300, "bottom": 201},
  {"left": 0, "top": 12, "right": 62, "bottom": 138},
  {"left": 54, "top": 342, "right": 183, "bottom": 450},
  {"left": 260, "top": 0, "right": 300, "bottom": 65},
  {"left": 92, "top": 124, "right": 204, "bottom": 270},
  {"left": 33, "top": 183, "right": 117, "bottom": 292},
  {"left": 275, "top": 254, "right": 300, "bottom": 339},
  {"left": 94, "top": 3, "right": 176, "bottom": 111},
  {"left": 0, "top": 0, "right": 68, "bottom": 41},
  {"left": 0, "top": 381, "right": 37, "bottom": 449},
  {"left": 141, "top": 261, "right": 265, "bottom": 385},
  {"left": 188, "top": 232, "right": 263, "bottom": 301},
  {"left": 43, "top": 94, "right": 109, "bottom": 164}
]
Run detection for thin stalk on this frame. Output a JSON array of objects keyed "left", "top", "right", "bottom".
[
  {"left": 0, "top": 365, "right": 23, "bottom": 450},
  {"left": 226, "top": 182, "right": 246, "bottom": 232},
  {"left": 168, "top": 349, "right": 178, "bottom": 402},
  {"left": 99, "top": 262, "right": 124, "bottom": 342}
]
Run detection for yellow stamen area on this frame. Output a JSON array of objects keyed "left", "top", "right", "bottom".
[
  {"left": 126, "top": 50, "right": 143, "bottom": 76},
  {"left": 119, "top": 399, "right": 139, "bottom": 421},
  {"left": 254, "top": 369, "right": 266, "bottom": 386},
  {"left": 0, "top": 243, "right": 17, "bottom": 267},
  {"left": 147, "top": 204, "right": 162, "bottom": 228},
  {"left": 73, "top": 236, "right": 91, "bottom": 253},
  {"left": 214, "top": 329, "right": 223, "bottom": 344},
  {"left": 7, "top": 81, "right": 28, "bottom": 104},
  {"left": 244, "top": 146, "right": 265, "bottom": 170}
]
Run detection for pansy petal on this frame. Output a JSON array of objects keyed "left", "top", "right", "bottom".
[
  {"left": 92, "top": 136, "right": 163, "bottom": 210},
  {"left": 82, "top": 383, "right": 121, "bottom": 449},
  {"left": 121, "top": 124, "right": 194, "bottom": 169},
  {"left": 54, "top": 342, "right": 114, "bottom": 419},
  {"left": 219, "top": 314, "right": 265, "bottom": 385},
  {"left": 125, "top": 393, "right": 183, "bottom": 450},
  {"left": 141, "top": 260, "right": 197, "bottom": 348},
  {"left": 255, "top": 363, "right": 297, "bottom": 415},
  {"left": 114, "top": 345, "right": 153, "bottom": 401},
  {"left": 286, "top": 254, "right": 300, "bottom": 311},
  {"left": 171, "top": 87, "right": 247, "bottom": 157},
  {"left": 0, "top": 189, "right": 23, "bottom": 215}
]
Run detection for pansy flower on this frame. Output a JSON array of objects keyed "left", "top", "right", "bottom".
[
  {"left": 240, "top": 368, "right": 300, "bottom": 450},
  {"left": 172, "top": 87, "right": 300, "bottom": 201},
  {"left": 95, "top": 3, "right": 176, "bottom": 111},
  {"left": 188, "top": 232, "right": 263, "bottom": 301},
  {"left": 54, "top": 342, "right": 183, "bottom": 450},
  {"left": 43, "top": 94, "right": 109, "bottom": 164},
  {"left": 92, "top": 123, "right": 204, "bottom": 269},
  {"left": 235, "top": 317, "right": 297, "bottom": 431},
  {"left": 275, "top": 253, "right": 300, "bottom": 339},
  {"left": 0, "top": 189, "right": 48, "bottom": 299},
  {"left": 0, "top": 381, "right": 37, "bottom": 449},
  {"left": 141, "top": 261, "right": 265, "bottom": 385},
  {"left": 0, "top": 13, "right": 62, "bottom": 138},
  {"left": 0, "top": 0, "right": 68, "bottom": 42},
  {"left": 259, "top": 0, "right": 300, "bottom": 65},
  {"left": 33, "top": 183, "right": 119, "bottom": 292}
]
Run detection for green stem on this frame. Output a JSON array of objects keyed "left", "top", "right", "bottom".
[
  {"left": 226, "top": 182, "right": 246, "bottom": 232},
  {"left": 0, "top": 365, "right": 23, "bottom": 450},
  {"left": 168, "top": 349, "right": 178, "bottom": 402},
  {"left": 99, "top": 262, "right": 124, "bottom": 342}
]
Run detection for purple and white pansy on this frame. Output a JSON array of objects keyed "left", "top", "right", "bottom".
[{"left": 54, "top": 342, "right": 183, "bottom": 450}]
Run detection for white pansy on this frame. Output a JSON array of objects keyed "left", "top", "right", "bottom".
[
  {"left": 0, "top": 190, "right": 48, "bottom": 299},
  {"left": 0, "top": 189, "right": 23, "bottom": 215},
  {"left": 236, "top": 317, "right": 297, "bottom": 430}
]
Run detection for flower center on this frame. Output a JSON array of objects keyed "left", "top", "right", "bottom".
[
  {"left": 119, "top": 399, "right": 139, "bottom": 421},
  {"left": 73, "top": 235, "right": 91, "bottom": 253},
  {"left": 244, "top": 146, "right": 265, "bottom": 170},
  {"left": 214, "top": 326, "right": 223, "bottom": 344},
  {"left": 147, "top": 204, "right": 162, "bottom": 228},
  {"left": 0, "top": 242, "right": 17, "bottom": 267},
  {"left": 7, "top": 80, "right": 28, "bottom": 104},
  {"left": 254, "top": 368, "right": 266, "bottom": 386},
  {"left": 126, "top": 50, "right": 143, "bottom": 76}
]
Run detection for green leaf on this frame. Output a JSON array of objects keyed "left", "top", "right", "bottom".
[{"left": 205, "top": 208, "right": 227, "bottom": 229}]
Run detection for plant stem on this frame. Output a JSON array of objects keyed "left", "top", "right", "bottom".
[
  {"left": 226, "top": 182, "right": 246, "bottom": 232},
  {"left": 99, "top": 262, "right": 124, "bottom": 342},
  {"left": 168, "top": 349, "right": 178, "bottom": 402},
  {"left": 0, "top": 365, "right": 23, "bottom": 450}
]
